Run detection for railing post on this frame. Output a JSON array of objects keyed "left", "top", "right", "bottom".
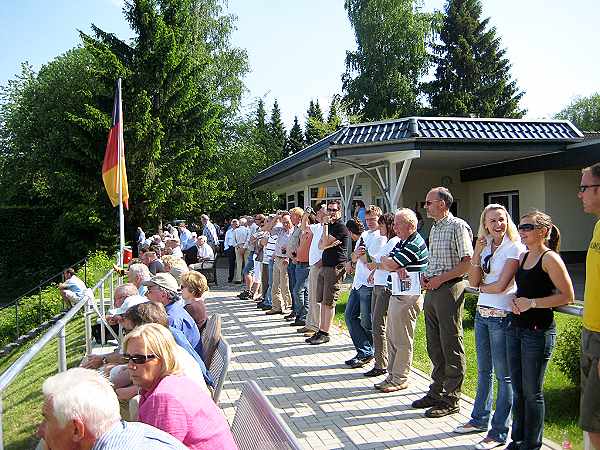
[
  {"left": 100, "top": 281, "right": 106, "bottom": 345},
  {"left": 110, "top": 271, "right": 114, "bottom": 309},
  {"left": 58, "top": 325, "right": 67, "bottom": 372},
  {"left": 84, "top": 296, "right": 92, "bottom": 356},
  {"left": 84, "top": 258, "right": 88, "bottom": 286}
]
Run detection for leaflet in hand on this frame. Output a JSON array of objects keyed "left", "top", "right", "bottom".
[{"left": 391, "top": 271, "right": 421, "bottom": 296}]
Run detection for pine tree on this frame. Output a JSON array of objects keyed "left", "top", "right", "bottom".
[
  {"left": 286, "top": 116, "right": 305, "bottom": 154},
  {"left": 253, "top": 99, "right": 271, "bottom": 155},
  {"left": 268, "top": 99, "right": 286, "bottom": 162},
  {"left": 305, "top": 99, "right": 327, "bottom": 145},
  {"left": 425, "top": 0, "right": 525, "bottom": 118},
  {"left": 327, "top": 96, "right": 343, "bottom": 132}
]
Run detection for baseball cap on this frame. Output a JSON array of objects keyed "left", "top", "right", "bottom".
[
  {"left": 108, "top": 295, "right": 148, "bottom": 316},
  {"left": 142, "top": 272, "right": 179, "bottom": 293}
]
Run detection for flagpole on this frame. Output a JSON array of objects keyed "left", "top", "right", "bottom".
[{"left": 117, "top": 78, "right": 125, "bottom": 266}]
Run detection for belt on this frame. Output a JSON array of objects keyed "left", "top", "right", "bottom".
[{"left": 477, "top": 305, "right": 508, "bottom": 318}]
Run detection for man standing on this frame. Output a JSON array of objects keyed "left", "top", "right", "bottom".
[
  {"left": 307, "top": 199, "right": 349, "bottom": 345},
  {"left": 578, "top": 163, "right": 600, "bottom": 450},
  {"left": 412, "top": 187, "right": 473, "bottom": 418},
  {"left": 263, "top": 212, "right": 295, "bottom": 315},
  {"left": 200, "top": 214, "right": 219, "bottom": 251},
  {"left": 345, "top": 206, "right": 385, "bottom": 368},
  {"left": 233, "top": 217, "right": 249, "bottom": 283},
  {"left": 224, "top": 219, "right": 238, "bottom": 283},
  {"left": 285, "top": 207, "right": 305, "bottom": 321},
  {"left": 58, "top": 268, "right": 87, "bottom": 307},
  {"left": 377, "top": 209, "right": 429, "bottom": 392}
]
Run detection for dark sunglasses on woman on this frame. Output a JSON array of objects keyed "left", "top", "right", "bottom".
[{"left": 122, "top": 353, "right": 157, "bottom": 364}]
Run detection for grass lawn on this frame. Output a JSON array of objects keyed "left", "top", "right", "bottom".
[
  {"left": 0, "top": 316, "right": 87, "bottom": 449},
  {"left": 334, "top": 290, "right": 583, "bottom": 449}
]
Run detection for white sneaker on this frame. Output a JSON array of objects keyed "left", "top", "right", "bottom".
[
  {"left": 474, "top": 437, "right": 504, "bottom": 450},
  {"left": 454, "top": 423, "right": 486, "bottom": 434}
]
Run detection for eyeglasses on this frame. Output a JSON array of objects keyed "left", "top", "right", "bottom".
[
  {"left": 482, "top": 254, "right": 492, "bottom": 274},
  {"left": 122, "top": 353, "right": 157, "bottom": 364},
  {"left": 327, "top": 208, "right": 339, "bottom": 213},
  {"left": 578, "top": 185, "right": 600, "bottom": 193},
  {"left": 424, "top": 200, "right": 440, "bottom": 206},
  {"left": 517, "top": 223, "right": 539, "bottom": 232}
]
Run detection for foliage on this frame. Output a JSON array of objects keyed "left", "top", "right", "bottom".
[
  {"left": 0, "top": 0, "right": 248, "bottom": 258},
  {"left": 555, "top": 93, "right": 600, "bottom": 132},
  {"left": 286, "top": 116, "right": 305, "bottom": 155},
  {"left": 342, "top": 0, "right": 437, "bottom": 120},
  {"left": 553, "top": 317, "right": 583, "bottom": 385},
  {"left": 424, "top": 0, "right": 525, "bottom": 118},
  {"left": 0, "top": 251, "right": 113, "bottom": 348},
  {"left": 304, "top": 99, "right": 327, "bottom": 145},
  {"left": 268, "top": 99, "right": 286, "bottom": 162}
]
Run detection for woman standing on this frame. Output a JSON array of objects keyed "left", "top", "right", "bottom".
[
  {"left": 506, "top": 211, "right": 574, "bottom": 450},
  {"left": 365, "top": 212, "right": 400, "bottom": 378},
  {"left": 455, "top": 204, "right": 524, "bottom": 449}
]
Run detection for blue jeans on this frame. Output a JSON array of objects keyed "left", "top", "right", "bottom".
[
  {"left": 470, "top": 312, "right": 512, "bottom": 443},
  {"left": 287, "top": 262, "right": 296, "bottom": 299},
  {"left": 506, "top": 320, "right": 556, "bottom": 450},
  {"left": 263, "top": 260, "right": 275, "bottom": 307},
  {"left": 242, "top": 251, "right": 255, "bottom": 276},
  {"left": 292, "top": 263, "right": 310, "bottom": 321},
  {"left": 345, "top": 286, "right": 374, "bottom": 359}
]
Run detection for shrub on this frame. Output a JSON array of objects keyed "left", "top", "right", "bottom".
[
  {"left": 554, "top": 317, "right": 583, "bottom": 385},
  {"left": 464, "top": 293, "right": 478, "bottom": 321}
]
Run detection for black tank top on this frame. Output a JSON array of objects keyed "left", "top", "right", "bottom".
[{"left": 512, "top": 250, "right": 555, "bottom": 330}]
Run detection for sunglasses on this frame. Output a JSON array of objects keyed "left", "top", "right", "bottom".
[
  {"left": 482, "top": 254, "right": 492, "bottom": 274},
  {"left": 517, "top": 223, "right": 539, "bottom": 232},
  {"left": 122, "top": 353, "right": 157, "bottom": 364},
  {"left": 578, "top": 184, "right": 600, "bottom": 193}
]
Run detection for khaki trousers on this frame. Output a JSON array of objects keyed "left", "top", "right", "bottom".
[
  {"left": 234, "top": 246, "right": 247, "bottom": 282},
  {"left": 371, "top": 286, "right": 391, "bottom": 370},
  {"left": 271, "top": 256, "right": 292, "bottom": 311},
  {"left": 387, "top": 294, "right": 423, "bottom": 385},
  {"left": 305, "top": 265, "right": 322, "bottom": 331}
]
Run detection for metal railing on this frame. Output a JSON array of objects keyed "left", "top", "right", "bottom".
[
  {"left": 0, "top": 262, "right": 119, "bottom": 450},
  {"left": 464, "top": 286, "right": 583, "bottom": 317},
  {"left": 0, "top": 257, "right": 89, "bottom": 342}
]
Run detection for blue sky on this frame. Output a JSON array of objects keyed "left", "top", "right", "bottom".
[{"left": 1, "top": 0, "right": 599, "bottom": 129}]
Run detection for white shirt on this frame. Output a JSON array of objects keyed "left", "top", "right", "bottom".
[
  {"left": 477, "top": 234, "right": 525, "bottom": 311},
  {"left": 224, "top": 228, "right": 236, "bottom": 250},
  {"left": 234, "top": 226, "right": 249, "bottom": 247},
  {"left": 263, "top": 231, "right": 279, "bottom": 263},
  {"left": 196, "top": 243, "right": 214, "bottom": 260},
  {"left": 308, "top": 224, "right": 324, "bottom": 266},
  {"left": 244, "top": 223, "right": 259, "bottom": 249},
  {"left": 171, "top": 246, "right": 183, "bottom": 258},
  {"left": 351, "top": 229, "right": 386, "bottom": 290},
  {"left": 174, "top": 346, "right": 210, "bottom": 395},
  {"left": 179, "top": 227, "right": 194, "bottom": 250},
  {"left": 372, "top": 236, "right": 401, "bottom": 286}
]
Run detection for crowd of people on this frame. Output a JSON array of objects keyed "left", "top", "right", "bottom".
[{"left": 37, "top": 162, "right": 600, "bottom": 450}]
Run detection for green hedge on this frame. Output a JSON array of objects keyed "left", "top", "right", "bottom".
[
  {"left": 0, "top": 251, "right": 114, "bottom": 348},
  {"left": 553, "top": 316, "right": 583, "bottom": 385}
]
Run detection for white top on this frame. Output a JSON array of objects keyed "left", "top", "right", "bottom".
[
  {"left": 234, "top": 226, "right": 249, "bottom": 247},
  {"left": 391, "top": 271, "right": 422, "bottom": 296},
  {"left": 477, "top": 234, "right": 526, "bottom": 311},
  {"left": 171, "top": 246, "right": 183, "bottom": 258},
  {"left": 224, "top": 228, "right": 236, "bottom": 250},
  {"left": 196, "top": 243, "right": 214, "bottom": 260},
  {"left": 174, "top": 346, "right": 210, "bottom": 395},
  {"left": 352, "top": 230, "right": 386, "bottom": 290},
  {"left": 372, "top": 236, "right": 401, "bottom": 286},
  {"left": 244, "top": 223, "right": 259, "bottom": 249},
  {"left": 263, "top": 231, "right": 279, "bottom": 263},
  {"left": 64, "top": 275, "right": 87, "bottom": 298},
  {"left": 308, "top": 224, "right": 324, "bottom": 266}
]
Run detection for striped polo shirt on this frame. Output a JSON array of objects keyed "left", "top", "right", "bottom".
[{"left": 389, "top": 231, "right": 429, "bottom": 273}]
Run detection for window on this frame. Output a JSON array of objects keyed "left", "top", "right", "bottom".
[
  {"left": 484, "top": 191, "right": 519, "bottom": 224},
  {"left": 277, "top": 194, "right": 286, "bottom": 210},
  {"left": 297, "top": 191, "right": 305, "bottom": 209},
  {"left": 287, "top": 194, "right": 295, "bottom": 210}
]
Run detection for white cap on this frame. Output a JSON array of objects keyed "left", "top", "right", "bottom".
[{"left": 108, "top": 295, "right": 149, "bottom": 316}]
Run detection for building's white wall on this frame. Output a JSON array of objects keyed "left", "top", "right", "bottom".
[{"left": 545, "top": 170, "right": 596, "bottom": 252}]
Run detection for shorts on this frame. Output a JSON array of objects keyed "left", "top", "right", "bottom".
[
  {"left": 242, "top": 251, "right": 255, "bottom": 276},
  {"left": 580, "top": 327, "right": 600, "bottom": 432},
  {"left": 316, "top": 264, "right": 345, "bottom": 307}
]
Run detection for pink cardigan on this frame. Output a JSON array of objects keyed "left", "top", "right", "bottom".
[{"left": 139, "top": 374, "right": 237, "bottom": 450}]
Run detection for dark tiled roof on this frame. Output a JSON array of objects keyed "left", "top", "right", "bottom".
[{"left": 333, "top": 117, "right": 583, "bottom": 146}]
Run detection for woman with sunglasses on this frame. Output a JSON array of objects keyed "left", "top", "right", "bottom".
[
  {"left": 456, "top": 204, "right": 524, "bottom": 449},
  {"left": 506, "top": 211, "right": 574, "bottom": 450},
  {"left": 123, "top": 323, "right": 237, "bottom": 450}
]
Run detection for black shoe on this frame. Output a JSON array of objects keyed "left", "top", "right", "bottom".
[
  {"left": 305, "top": 331, "right": 322, "bottom": 343},
  {"left": 310, "top": 332, "right": 330, "bottom": 345},
  {"left": 259, "top": 304, "right": 272, "bottom": 311},
  {"left": 227, "top": 279, "right": 233, "bottom": 283},
  {"left": 412, "top": 395, "right": 441, "bottom": 409},
  {"left": 290, "top": 319, "right": 306, "bottom": 327},
  {"left": 349, "top": 355, "right": 374, "bottom": 369},
  {"left": 364, "top": 368, "right": 387, "bottom": 377},
  {"left": 284, "top": 312, "right": 296, "bottom": 321},
  {"left": 256, "top": 302, "right": 267, "bottom": 309},
  {"left": 345, "top": 356, "right": 360, "bottom": 366},
  {"left": 425, "top": 403, "right": 460, "bottom": 418},
  {"left": 238, "top": 291, "right": 250, "bottom": 299}
]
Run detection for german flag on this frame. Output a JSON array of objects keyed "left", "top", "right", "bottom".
[{"left": 102, "top": 79, "right": 129, "bottom": 208}]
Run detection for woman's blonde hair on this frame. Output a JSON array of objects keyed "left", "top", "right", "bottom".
[
  {"left": 477, "top": 204, "right": 519, "bottom": 242},
  {"left": 181, "top": 270, "right": 209, "bottom": 297},
  {"left": 122, "top": 323, "right": 182, "bottom": 379},
  {"left": 521, "top": 210, "right": 561, "bottom": 252}
]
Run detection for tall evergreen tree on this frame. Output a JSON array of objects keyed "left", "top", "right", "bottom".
[
  {"left": 305, "top": 99, "right": 327, "bottom": 145},
  {"left": 424, "top": 0, "right": 525, "bottom": 118},
  {"left": 342, "top": 0, "right": 436, "bottom": 120},
  {"left": 286, "top": 116, "right": 305, "bottom": 155},
  {"left": 268, "top": 99, "right": 286, "bottom": 162},
  {"left": 327, "top": 96, "right": 343, "bottom": 131}
]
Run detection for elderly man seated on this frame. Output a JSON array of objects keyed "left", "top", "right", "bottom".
[
  {"left": 91, "top": 283, "right": 138, "bottom": 344},
  {"left": 186, "top": 235, "right": 215, "bottom": 269},
  {"left": 58, "top": 268, "right": 87, "bottom": 307},
  {"left": 127, "top": 263, "right": 151, "bottom": 296},
  {"left": 37, "top": 368, "right": 187, "bottom": 449}
]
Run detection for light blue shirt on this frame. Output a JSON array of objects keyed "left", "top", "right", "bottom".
[{"left": 91, "top": 420, "right": 187, "bottom": 449}]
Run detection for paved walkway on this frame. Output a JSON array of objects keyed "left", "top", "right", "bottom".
[{"left": 205, "top": 275, "right": 557, "bottom": 450}]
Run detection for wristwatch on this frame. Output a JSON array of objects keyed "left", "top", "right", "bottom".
[
  {"left": 530, "top": 298, "right": 537, "bottom": 308},
  {"left": 102, "top": 356, "right": 108, "bottom": 365}
]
